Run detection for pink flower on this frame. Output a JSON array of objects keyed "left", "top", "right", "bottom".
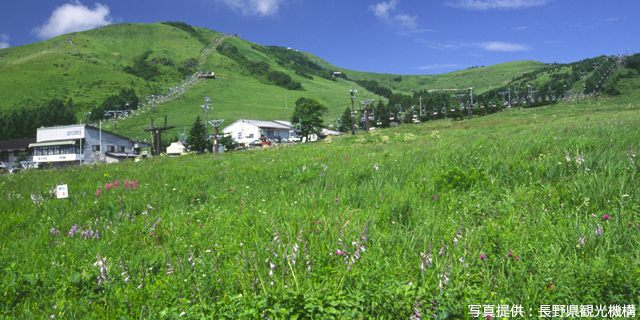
[
  {"left": 603, "top": 214, "right": 611, "bottom": 220},
  {"left": 335, "top": 198, "right": 339, "bottom": 202},
  {"left": 515, "top": 257, "right": 520, "bottom": 261},
  {"left": 480, "top": 254, "right": 486, "bottom": 260},
  {"left": 95, "top": 189, "right": 102, "bottom": 196}
]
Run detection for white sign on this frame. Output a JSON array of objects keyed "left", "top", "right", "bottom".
[
  {"left": 37, "top": 125, "right": 85, "bottom": 142},
  {"left": 34, "top": 154, "right": 84, "bottom": 163},
  {"left": 56, "top": 185, "right": 68, "bottom": 199}
]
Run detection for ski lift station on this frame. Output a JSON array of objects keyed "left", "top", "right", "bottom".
[
  {"left": 223, "top": 119, "right": 305, "bottom": 144},
  {"left": 29, "top": 124, "right": 147, "bottom": 168}
]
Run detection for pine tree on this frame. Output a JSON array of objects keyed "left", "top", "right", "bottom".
[
  {"left": 339, "top": 107, "right": 352, "bottom": 133},
  {"left": 186, "top": 116, "right": 207, "bottom": 153}
]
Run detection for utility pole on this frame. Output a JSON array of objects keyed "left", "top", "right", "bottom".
[
  {"left": 359, "top": 99, "right": 375, "bottom": 132},
  {"left": 208, "top": 120, "right": 225, "bottom": 154},
  {"left": 514, "top": 86, "right": 520, "bottom": 110},
  {"left": 453, "top": 94, "right": 465, "bottom": 109},
  {"left": 350, "top": 87, "right": 357, "bottom": 135},
  {"left": 202, "top": 97, "right": 212, "bottom": 136},
  {"left": 468, "top": 88, "right": 473, "bottom": 120},
  {"left": 549, "top": 87, "right": 556, "bottom": 107}
]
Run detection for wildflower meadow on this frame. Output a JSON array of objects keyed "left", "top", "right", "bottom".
[{"left": 1, "top": 98, "right": 639, "bottom": 319}]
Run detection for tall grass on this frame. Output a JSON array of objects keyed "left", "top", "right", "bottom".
[{"left": 1, "top": 95, "right": 639, "bottom": 318}]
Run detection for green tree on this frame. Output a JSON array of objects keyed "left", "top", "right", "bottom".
[
  {"left": 339, "top": 107, "right": 352, "bottom": 133},
  {"left": 290, "top": 98, "right": 327, "bottom": 142},
  {"left": 375, "top": 99, "right": 390, "bottom": 128},
  {"left": 186, "top": 116, "right": 207, "bottom": 153}
]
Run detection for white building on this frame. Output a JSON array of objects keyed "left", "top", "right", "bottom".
[
  {"left": 31, "top": 124, "right": 147, "bottom": 168},
  {"left": 223, "top": 119, "right": 299, "bottom": 145}
]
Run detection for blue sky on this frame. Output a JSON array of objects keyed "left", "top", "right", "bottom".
[{"left": 1, "top": 0, "right": 638, "bottom": 75}]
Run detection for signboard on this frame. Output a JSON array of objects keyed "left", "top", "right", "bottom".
[
  {"left": 56, "top": 185, "right": 68, "bottom": 199},
  {"left": 34, "top": 154, "right": 84, "bottom": 163},
  {"left": 37, "top": 125, "right": 85, "bottom": 142}
]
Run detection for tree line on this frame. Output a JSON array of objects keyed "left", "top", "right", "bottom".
[{"left": 0, "top": 99, "right": 77, "bottom": 140}]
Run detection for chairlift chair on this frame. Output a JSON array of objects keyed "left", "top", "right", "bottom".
[
  {"left": 397, "top": 111, "right": 404, "bottom": 119},
  {"left": 420, "top": 106, "right": 427, "bottom": 117},
  {"left": 390, "top": 111, "right": 395, "bottom": 120},
  {"left": 432, "top": 107, "right": 438, "bottom": 115},
  {"left": 413, "top": 110, "right": 418, "bottom": 118},
  {"left": 538, "top": 97, "right": 542, "bottom": 102},
  {"left": 441, "top": 107, "right": 447, "bottom": 114}
]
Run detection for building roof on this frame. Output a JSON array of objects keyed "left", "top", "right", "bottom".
[
  {"left": 0, "top": 138, "right": 37, "bottom": 152},
  {"left": 224, "top": 119, "right": 292, "bottom": 130}
]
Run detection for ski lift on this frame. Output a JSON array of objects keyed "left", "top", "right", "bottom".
[
  {"left": 397, "top": 110, "right": 404, "bottom": 119},
  {"left": 369, "top": 110, "right": 375, "bottom": 121},
  {"left": 337, "top": 117, "right": 342, "bottom": 127},
  {"left": 545, "top": 95, "right": 549, "bottom": 101},
  {"left": 328, "top": 116, "right": 334, "bottom": 128},
  {"left": 451, "top": 104, "right": 456, "bottom": 112},
  {"left": 538, "top": 97, "right": 542, "bottom": 102},
  {"left": 441, "top": 107, "right": 447, "bottom": 114},
  {"left": 432, "top": 107, "right": 438, "bottom": 115},
  {"left": 390, "top": 111, "right": 395, "bottom": 120},
  {"left": 413, "top": 110, "right": 418, "bottom": 118},
  {"left": 420, "top": 106, "right": 427, "bottom": 117},
  {"left": 460, "top": 104, "right": 465, "bottom": 110}
]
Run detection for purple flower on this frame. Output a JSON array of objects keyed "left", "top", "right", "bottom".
[
  {"left": 335, "top": 198, "right": 339, "bottom": 202},
  {"left": 515, "top": 257, "right": 520, "bottom": 261},
  {"left": 603, "top": 214, "right": 611, "bottom": 220},
  {"left": 480, "top": 254, "right": 486, "bottom": 260}
]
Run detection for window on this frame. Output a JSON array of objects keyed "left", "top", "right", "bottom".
[
  {"left": 0, "top": 152, "right": 8, "bottom": 162},
  {"left": 34, "top": 146, "right": 77, "bottom": 156},
  {"left": 92, "top": 145, "right": 100, "bottom": 152},
  {"left": 107, "top": 145, "right": 115, "bottom": 152},
  {"left": 118, "top": 146, "right": 125, "bottom": 153},
  {"left": 248, "top": 134, "right": 254, "bottom": 139}
]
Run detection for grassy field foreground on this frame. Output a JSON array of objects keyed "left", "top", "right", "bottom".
[{"left": 1, "top": 96, "right": 640, "bottom": 318}]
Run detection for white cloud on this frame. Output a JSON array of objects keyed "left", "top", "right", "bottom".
[
  {"left": 417, "top": 64, "right": 461, "bottom": 70},
  {"left": 33, "top": 1, "right": 112, "bottom": 39},
  {"left": 395, "top": 14, "right": 417, "bottom": 29},
  {"left": 417, "top": 39, "right": 529, "bottom": 52},
  {"left": 369, "top": 0, "right": 398, "bottom": 21},
  {"left": 0, "top": 34, "right": 9, "bottom": 49},
  {"left": 446, "top": 0, "right": 549, "bottom": 10},
  {"left": 369, "top": 0, "right": 417, "bottom": 29},
  {"left": 480, "top": 41, "right": 529, "bottom": 51},
  {"left": 397, "top": 28, "right": 435, "bottom": 36},
  {"left": 514, "top": 26, "right": 527, "bottom": 30},
  {"left": 415, "top": 39, "right": 459, "bottom": 50},
  {"left": 220, "top": 0, "right": 286, "bottom": 16}
]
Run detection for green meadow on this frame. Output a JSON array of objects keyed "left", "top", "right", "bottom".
[{"left": 1, "top": 89, "right": 639, "bottom": 318}]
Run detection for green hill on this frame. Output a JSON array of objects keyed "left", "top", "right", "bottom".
[
  {"left": 0, "top": 22, "right": 628, "bottom": 144},
  {"left": 0, "top": 22, "right": 222, "bottom": 111}
]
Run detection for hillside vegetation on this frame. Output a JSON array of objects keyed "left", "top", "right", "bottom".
[
  {"left": 1, "top": 22, "right": 560, "bottom": 143},
  {"left": 1, "top": 84, "right": 640, "bottom": 318}
]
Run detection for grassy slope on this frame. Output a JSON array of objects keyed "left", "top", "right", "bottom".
[
  {"left": 1, "top": 76, "right": 639, "bottom": 317},
  {"left": 308, "top": 52, "right": 548, "bottom": 94},
  {"left": 0, "top": 23, "right": 221, "bottom": 111},
  {"left": 1, "top": 23, "right": 549, "bottom": 129}
]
